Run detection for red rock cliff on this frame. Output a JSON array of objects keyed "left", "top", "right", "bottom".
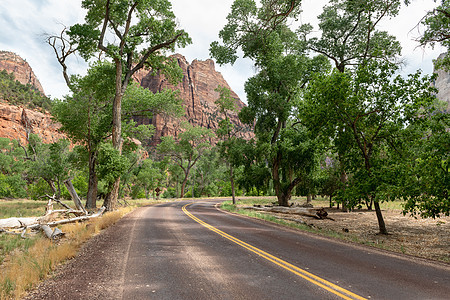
[
  {"left": 0, "top": 51, "right": 45, "bottom": 94},
  {"left": 0, "top": 101, "right": 65, "bottom": 144},
  {"left": 133, "top": 54, "right": 253, "bottom": 145}
]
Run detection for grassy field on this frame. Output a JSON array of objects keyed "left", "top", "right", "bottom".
[{"left": 230, "top": 196, "right": 406, "bottom": 211}]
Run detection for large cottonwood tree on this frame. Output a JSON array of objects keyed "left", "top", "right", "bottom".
[
  {"left": 51, "top": 0, "right": 190, "bottom": 210},
  {"left": 211, "top": 0, "right": 329, "bottom": 206}
]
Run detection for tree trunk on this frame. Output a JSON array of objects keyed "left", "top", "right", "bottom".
[
  {"left": 106, "top": 60, "right": 125, "bottom": 211},
  {"left": 374, "top": 201, "right": 388, "bottom": 234},
  {"left": 44, "top": 179, "right": 58, "bottom": 199},
  {"left": 230, "top": 164, "right": 236, "bottom": 205},
  {"left": 64, "top": 179, "right": 87, "bottom": 214},
  {"left": 307, "top": 194, "right": 312, "bottom": 204},
  {"left": 180, "top": 176, "right": 188, "bottom": 198},
  {"left": 86, "top": 151, "right": 98, "bottom": 209},
  {"left": 340, "top": 169, "right": 348, "bottom": 212},
  {"left": 277, "top": 192, "right": 290, "bottom": 207},
  {"left": 104, "top": 178, "right": 120, "bottom": 211}
]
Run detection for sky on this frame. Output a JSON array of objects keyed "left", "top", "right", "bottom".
[{"left": 0, "top": 0, "right": 445, "bottom": 103}]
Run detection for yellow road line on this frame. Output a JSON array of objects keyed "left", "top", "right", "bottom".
[{"left": 182, "top": 203, "right": 367, "bottom": 300}]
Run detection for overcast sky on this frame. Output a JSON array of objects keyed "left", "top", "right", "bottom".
[{"left": 0, "top": 0, "right": 445, "bottom": 103}]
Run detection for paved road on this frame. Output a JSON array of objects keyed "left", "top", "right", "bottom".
[
  {"left": 27, "top": 199, "right": 450, "bottom": 299},
  {"left": 122, "top": 200, "right": 449, "bottom": 299}
]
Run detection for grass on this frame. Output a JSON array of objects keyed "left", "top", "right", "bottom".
[
  {"left": 0, "top": 198, "right": 166, "bottom": 300},
  {"left": 220, "top": 198, "right": 404, "bottom": 250},
  {"left": 0, "top": 199, "right": 75, "bottom": 219}
]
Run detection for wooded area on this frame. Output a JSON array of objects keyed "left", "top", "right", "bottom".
[{"left": 0, "top": 0, "right": 448, "bottom": 238}]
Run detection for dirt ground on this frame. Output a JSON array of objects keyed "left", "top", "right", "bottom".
[{"left": 248, "top": 206, "right": 450, "bottom": 263}]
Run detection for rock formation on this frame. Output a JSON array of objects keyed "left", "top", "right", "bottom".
[
  {"left": 133, "top": 54, "right": 253, "bottom": 145},
  {"left": 0, "top": 51, "right": 45, "bottom": 94},
  {"left": 0, "top": 101, "right": 65, "bottom": 145},
  {"left": 434, "top": 52, "right": 450, "bottom": 112}
]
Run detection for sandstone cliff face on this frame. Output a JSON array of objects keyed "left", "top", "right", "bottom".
[
  {"left": 0, "top": 101, "right": 64, "bottom": 144},
  {"left": 133, "top": 54, "right": 253, "bottom": 145},
  {"left": 434, "top": 52, "right": 450, "bottom": 112},
  {"left": 0, "top": 51, "right": 45, "bottom": 94}
]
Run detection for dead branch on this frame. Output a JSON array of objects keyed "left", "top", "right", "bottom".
[{"left": 64, "top": 179, "right": 87, "bottom": 215}]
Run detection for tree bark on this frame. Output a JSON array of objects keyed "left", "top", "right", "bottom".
[
  {"left": 374, "top": 201, "right": 388, "bottom": 234},
  {"left": 105, "top": 59, "right": 125, "bottom": 211},
  {"left": 230, "top": 165, "right": 236, "bottom": 205},
  {"left": 44, "top": 179, "right": 58, "bottom": 199},
  {"left": 86, "top": 150, "right": 98, "bottom": 209},
  {"left": 64, "top": 179, "right": 87, "bottom": 215}
]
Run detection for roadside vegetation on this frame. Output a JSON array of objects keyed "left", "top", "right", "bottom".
[
  {"left": 0, "top": 199, "right": 165, "bottom": 299},
  {"left": 220, "top": 197, "right": 449, "bottom": 263}
]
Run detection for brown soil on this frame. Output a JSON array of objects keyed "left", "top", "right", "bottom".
[{"left": 251, "top": 206, "right": 450, "bottom": 263}]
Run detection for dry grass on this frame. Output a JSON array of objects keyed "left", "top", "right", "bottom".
[
  {"left": 0, "top": 206, "right": 134, "bottom": 300},
  {"left": 223, "top": 198, "right": 450, "bottom": 263}
]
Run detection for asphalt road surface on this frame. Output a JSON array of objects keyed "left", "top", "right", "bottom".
[{"left": 27, "top": 199, "right": 450, "bottom": 299}]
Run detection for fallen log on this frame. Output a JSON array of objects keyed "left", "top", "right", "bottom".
[
  {"left": 1, "top": 206, "right": 106, "bottom": 240},
  {"left": 41, "top": 225, "right": 65, "bottom": 240},
  {"left": 245, "top": 206, "right": 333, "bottom": 220},
  {"left": 0, "top": 217, "right": 40, "bottom": 229},
  {"left": 27, "top": 207, "right": 106, "bottom": 231}
]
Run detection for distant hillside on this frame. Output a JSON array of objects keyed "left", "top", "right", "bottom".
[
  {"left": 0, "top": 52, "right": 61, "bottom": 143},
  {"left": 133, "top": 54, "right": 254, "bottom": 145},
  {"left": 0, "top": 69, "right": 52, "bottom": 112},
  {"left": 0, "top": 51, "right": 44, "bottom": 94}
]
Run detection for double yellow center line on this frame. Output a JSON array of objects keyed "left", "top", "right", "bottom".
[{"left": 182, "top": 203, "right": 367, "bottom": 300}]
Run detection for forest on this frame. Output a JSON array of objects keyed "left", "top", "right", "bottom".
[{"left": 0, "top": 0, "right": 449, "bottom": 237}]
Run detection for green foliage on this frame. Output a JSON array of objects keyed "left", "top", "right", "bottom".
[
  {"left": 391, "top": 112, "right": 450, "bottom": 218},
  {"left": 157, "top": 123, "right": 214, "bottom": 197},
  {"left": 302, "top": 0, "right": 402, "bottom": 72},
  {"left": 0, "top": 138, "right": 27, "bottom": 198},
  {"left": 27, "top": 178, "right": 53, "bottom": 200},
  {"left": 418, "top": 0, "right": 450, "bottom": 70},
  {"left": 303, "top": 60, "right": 441, "bottom": 219},
  {"left": 52, "top": 62, "right": 115, "bottom": 146},
  {"left": 134, "top": 158, "right": 165, "bottom": 199},
  {"left": 26, "top": 137, "right": 72, "bottom": 199},
  {"left": 97, "top": 143, "right": 129, "bottom": 190},
  {"left": 210, "top": 0, "right": 302, "bottom": 65},
  {"left": 70, "top": 0, "right": 191, "bottom": 61},
  {"left": 211, "top": 0, "right": 329, "bottom": 206},
  {"left": 0, "top": 70, "right": 51, "bottom": 111}
]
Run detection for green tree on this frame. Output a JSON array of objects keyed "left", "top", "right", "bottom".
[
  {"left": 387, "top": 110, "right": 449, "bottom": 218},
  {"left": 214, "top": 85, "right": 239, "bottom": 203},
  {"left": 304, "top": 62, "right": 436, "bottom": 234},
  {"left": 211, "top": 0, "right": 329, "bottom": 206},
  {"left": 134, "top": 158, "right": 166, "bottom": 199},
  {"left": 157, "top": 123, "right": 214, "bottom": 198},
  {"left": 0, "top": 138, "right": 27, "bottom": 198},
  {"left": 28, "top": 138, "right": 72, "bottom": 199},
  {"left": 299, "top": 0, "right": 404, "bottom": 211},
  {"left": 53, "top": 61, "right": 183, "bottom": 208},
  {"left": 53, "top": 62, "right": 115, "bottom": 208},
  {"left": 301, "top": 0, "right": 402, "bottom": 73},
  {"left": 50, "top": 0, "right": 190, "bottom": 210}
]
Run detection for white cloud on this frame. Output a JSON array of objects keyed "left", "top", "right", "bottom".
[{"left": 0, "top": 0, "right": 445, "bottom": 102}]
